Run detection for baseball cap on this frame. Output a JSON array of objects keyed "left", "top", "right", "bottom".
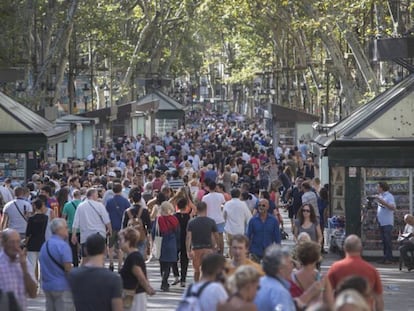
[{"left": 108, "top": 171, "right": 116, "bottom": 177}]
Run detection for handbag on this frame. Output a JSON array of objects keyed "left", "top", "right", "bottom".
[
  {"left": 280, "top": 227, "right": 289, "bottom": 240},
  {"left": 122, "top": 288, "right": 136, "bottom": 309},
  {"left": 152, "top": 218, "right": 163, "bottom": 260}
]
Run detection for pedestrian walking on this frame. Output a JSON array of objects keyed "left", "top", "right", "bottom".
[{"left": 39, "top": 218, "right": 74, "bottom": 311}]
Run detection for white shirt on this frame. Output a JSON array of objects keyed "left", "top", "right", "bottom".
[
  {"left": 202, "top": 192, "right": 225, "bottom": 224},
  {"left": 301, "top": 191, "right": 320, "bottom": 218},
  {"left": 3, "top": 198, "right": 33, "bottom": 234},
  {"left": 223, "top": 198, "right": 252, "bottom": 235},
  {"left": 182, "top": 281, "right": 228, "bottom": 311},
  {"left": 0, "top": 185, "right": 14, "bottom": 203},
  {"left": 72, "top": 199, "right": 110, "bottom": 243}
]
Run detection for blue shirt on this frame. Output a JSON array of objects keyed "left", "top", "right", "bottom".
[
  {"left": 254, "top": 275, "right": 296, "bottom": 311},
  {"left": 377, "top": 191, "right": 395, "bottom": 226},
  {"left": 246, "top": 214, "right": 281, "bottom": 257},
  {"left": 106, "top": 195, "right": 131, "bottom": 230},
  {"left": 39, "top": 235, "right": 72, "bottom": 292}
]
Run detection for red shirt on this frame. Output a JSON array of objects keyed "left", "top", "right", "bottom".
[{"left": 327, "top": 255, "right": 383, "bottom": 295}]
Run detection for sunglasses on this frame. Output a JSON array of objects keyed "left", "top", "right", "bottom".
[
  {"left": 302, "top": 209, "right": 311, "bottom": 213},
  {"left": 258, "top": 204, "right": 267, "bottom": 208}
]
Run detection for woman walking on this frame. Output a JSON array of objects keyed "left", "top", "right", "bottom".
[
  {"left": 119, "top": 227, "right": 155, "bottom": 310},
  {"left": 294, "top": 204, "right": 323, "bottom": 247},
  {"left": 152, "top": 201, "right": 180, "bottom": 291}
]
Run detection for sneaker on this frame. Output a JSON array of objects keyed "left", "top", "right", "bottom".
[
  {"left": 172, "top": 278, "right": 180, "bottom": 285},
  {"left": 180, "top": 282, "right": 186, "bottom": 287}
]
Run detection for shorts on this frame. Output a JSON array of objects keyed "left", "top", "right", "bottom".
[
  {"left": 108, "top": 230, "right": 120, "bottom": 249},
  {"left": 216, "top": 222, "right": 225, "bottom": 233},
  {"left": 192, "top": 248, "right": 213, "bottom": 273}
]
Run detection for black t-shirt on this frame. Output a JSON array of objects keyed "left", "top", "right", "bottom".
[
  {"left": 69, "top": 267, "right": 122, "bottom": 311},
  {"left": 120, "top": 251, "right": 146, "bottom": 294},
  {"left": 187, "top": 216, "right": 217, "bottom": 249},
  {"left": 25, "top": 213, "right": 48, "bottom": 251},
  {"left": 174, "top": 212, "right": 190, "bottom": 248}
]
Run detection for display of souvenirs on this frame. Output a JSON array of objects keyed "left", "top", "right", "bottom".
[{"left": 0, "top": 152, "right": 26, "bottom": 184}]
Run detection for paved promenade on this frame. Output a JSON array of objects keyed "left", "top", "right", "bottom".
[{"left": 28, "top": 209, "right": 414, "bottom": 311}]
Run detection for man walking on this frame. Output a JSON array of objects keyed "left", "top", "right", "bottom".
[
  {"left": 202, "top": 181, "right": 225, "bottom": 254},
  {"left": 223, "top": 188, "right": 252, "bottom": 252},
  {"left": 105, "top": 183, "right": 130, "bottom": 271},
  {"left": 39, "top": 218, "right": 73, "bottom": 311},
  {"left": 186, "top": 201, "right": 218, "bottom": 281},
  {"left": 180, "top": 253, "right": 228, "bottom": 310},
  {"left": 375, "top": 181, "right": 396, "bottom": 264},
  {"left": 301, "top": 181, "right": 319, "bottom": 219},
  {"left": 1, "top": 187, "right": 33, "bottom": 239},
  {"left": 246, "top": 199, "right": 281, "bottom": 263},
  {"left": 71, "top": 188, "right": 112, "bottom": 264},
  {"left": 62, "top": 189, "right": 81, "bottom": 266},
  {"left": 327, "top": 234, "right": 384, "bottom": 311},
  {"left": 68, "top": 233, "right": 122, "bottom": 311}
]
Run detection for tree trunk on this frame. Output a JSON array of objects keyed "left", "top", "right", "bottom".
[
  {"left": 31, "top": 0, "right": 79, "bottom": 106},
  {"left": 336, "top": 20, "right": 379, "bottom": 95}
]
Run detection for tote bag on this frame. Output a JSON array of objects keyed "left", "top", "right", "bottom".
[{"left": 152, "top": 218, "right": 163, "bottom": 260}]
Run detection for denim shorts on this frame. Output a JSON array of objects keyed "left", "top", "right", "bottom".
[{"left": 216, "top": 222, "right": 225, "bottom": 233}]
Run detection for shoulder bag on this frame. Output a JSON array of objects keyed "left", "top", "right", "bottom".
[
  {"left": 13, "top": 200, "right": 27, "bottom": 222},
  {"left": 87, "top": 201, "right": 106, "bottom": 226},
  {"left": 46, "top": 241, "right": 65, "bottom": 272}
]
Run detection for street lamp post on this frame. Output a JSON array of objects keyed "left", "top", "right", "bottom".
[
  {"left": 335, "top": 81, "right": 342, "bottom": 121},
  {"left": 83, "top": 83, "right": 90, "bottom": 112},
  {"left": 103, "top": 83, "right": 110, "bottom": 108}
]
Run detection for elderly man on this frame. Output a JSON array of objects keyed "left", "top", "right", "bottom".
[
  {"left": 254, "top": 245, "right": 323, "bottom": 311},
  {"left": 246, "top": 198, "right": 281, "bottom": 262},
  {"left": 39, "top": 218, "right": 73, "bottom": 311},
  {"left": 0, "top": 228, "right": 37, "bottom": 310},
  {"left": 327, "top": 234, "right": 384, "bottom": 311},
  {"left": 399, "top": 214, "right": 414, "bottom": 270}
]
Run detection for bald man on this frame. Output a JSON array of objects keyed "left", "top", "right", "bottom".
[
  {"left": 0, "top": 228, "right": 37, "bottom": 310},
  {"left": 327, "top": 234, "right": 384, "bottom": 311}
]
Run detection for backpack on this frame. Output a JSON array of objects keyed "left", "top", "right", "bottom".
[
  {"left": 176, "top": 282, "right": 211, "bottom": 311},
  {"left": 126, "top": 207, "right": 146, "bottom": 243}
]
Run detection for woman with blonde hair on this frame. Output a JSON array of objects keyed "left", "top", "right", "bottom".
[
  {"left": 217, "top": 265, "right": 260, "bottom": 311},
  {"left": 152, "top": 201, "right": 180, "bottom": 291}
]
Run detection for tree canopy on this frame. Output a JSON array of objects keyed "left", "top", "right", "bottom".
[{"left": 0, "top": 0, "right": 411, "bottom": 121}]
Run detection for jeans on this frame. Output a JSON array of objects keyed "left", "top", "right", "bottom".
[
  {"left": 379, "top": 225, "right": 393, "bottom": 261},
  {"left": 399, "top": 241, "right": 414, "bottom": 267},
  {"left": 69, "top": 233, "right": 80, "bottom": 267},
  {"left": 45, "top": 290, "right": 74, "bottom": 311},
  {"left": 159, "top": 261, "right": 174, "bottom": 288},
  {"left": 172, "top": 248, "right": 189, "bottom": 283}
]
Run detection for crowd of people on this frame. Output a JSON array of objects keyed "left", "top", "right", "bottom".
[{"left": 0, "top": 119, "right": 386, "bottom": 311}]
